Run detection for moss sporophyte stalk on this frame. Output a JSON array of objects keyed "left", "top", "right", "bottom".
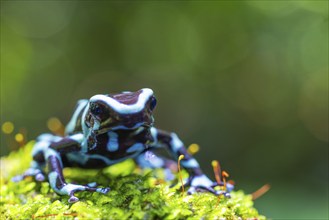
[{"left": 1, "top": 142, "right": 266, "bottom": 219}]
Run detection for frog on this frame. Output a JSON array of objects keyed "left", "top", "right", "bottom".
[{"left": 13, "top": 88, "right": 233, "bottom": 203}]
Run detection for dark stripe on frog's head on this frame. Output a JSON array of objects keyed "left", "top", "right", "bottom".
[{"left": 86, "top": 88, "right": 156, "bottom": 134}]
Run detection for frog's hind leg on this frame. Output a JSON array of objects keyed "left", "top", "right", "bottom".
[{"left": 135, "top": 151, "right": 177, "bottom": 181}]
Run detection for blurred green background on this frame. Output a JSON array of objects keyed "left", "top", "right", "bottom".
[{"left": 1, "top": 1, "right": 328, "bottom": 219}]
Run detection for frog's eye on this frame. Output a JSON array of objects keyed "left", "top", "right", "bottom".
[
  {"left": 91, "top": 103, "right": 102, "bottom": 115},
  {"left": 150, "top": 96, "right": 157, "bottom": 111}
]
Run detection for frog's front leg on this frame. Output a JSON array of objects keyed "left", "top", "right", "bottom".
[
  {"left": 150, "top": 128, "right": 232, "bottom": 196},
  {"left": 14, "top": 133, "right": 110, "bottom": 203},
  {"left": 45, "top": 135, "right": 110, "bottom": 203},
  {"left": 12, "top": 134, "right": 61, "bottom": 182},
  {"left": 47, "top": 153, "right": 109, "bottom": 202}
]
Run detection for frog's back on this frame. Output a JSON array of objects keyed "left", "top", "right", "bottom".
[{"left": 65, "top": 99, "right": 89, "bottom": 135}]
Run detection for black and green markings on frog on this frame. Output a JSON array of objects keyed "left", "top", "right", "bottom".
[{"left": 13, "top": 88, "right": 233, "bottom": 203}]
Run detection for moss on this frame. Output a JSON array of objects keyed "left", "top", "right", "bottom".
[{"left": 0, "top": 142, "right": 266, "bottom": 219}]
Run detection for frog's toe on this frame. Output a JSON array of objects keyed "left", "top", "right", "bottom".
[
  {"left": 216, "top": 191, "right": 231, "bottom": 197},
  {"left": 184, "top": 174, "right": 235, "bottom": 196},
  {"left": 223, "top": 192, "right": 231, "bottom": 198},
  {"left": 12, "top": 175, "right": 24, "bottom": 182},
  {"left": 96, "top": 187, "right": 110, "bottom": 194},
  {"left": 35, "top": 173, "right": 45, "bottom": 181},
  {"left": 12, "top": 168, "right": 45, "bottom": 182},
  {"left": 226, "top": 182, "right": 234, "bottom": 192},
  {"left": 188, "top": 185, "right": 218, "bottom": 195},
  {"left": 68, "top": 195, "right": 79, "bottom": 203},
  {"left": 187, "top": 186, "right": 196, "bottom": 195}
]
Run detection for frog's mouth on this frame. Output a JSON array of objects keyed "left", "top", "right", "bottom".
[{"left": 93, "top": 123, "right": 152, "bottom": 135}]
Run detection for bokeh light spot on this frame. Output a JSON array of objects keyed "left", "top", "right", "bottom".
[
  {"left": 2, "top": 122, "right": 14, "bottom": 134},
  {"left": 14, "top": 133, "right": 24, "bottom": 143},
  {"left": 187, "top": 143, "right": 200, "bottom": 155},
  {"left": 47, "top": 117, "right": 62, "bottom": 133}
]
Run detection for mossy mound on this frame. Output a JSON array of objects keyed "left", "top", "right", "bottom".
[{"left": 0, "top": 142, "right": 265, "bottom": 219}]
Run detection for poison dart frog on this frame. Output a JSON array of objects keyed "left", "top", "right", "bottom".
[{"left": 14, "top": 88, "right": 232, "bottom": 202}]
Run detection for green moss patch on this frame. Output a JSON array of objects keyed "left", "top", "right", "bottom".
[{"left": 0, "top": 142, "right": 265, "bottom": 219}]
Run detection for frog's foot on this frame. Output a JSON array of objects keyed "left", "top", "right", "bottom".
[
  {"left": 183, "top": 174, "right": 233, "bottom": 197},
  {"left": 12, "top": 168, "right": 46, "bottom": 182},
  {"left": 57, "top": 183, "right": 110, "bottom": 203},
  {"left": 70, "top": 186, "right": 110, "bottom": 203}
]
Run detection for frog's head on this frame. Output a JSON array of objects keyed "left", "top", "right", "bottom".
[{"left": 85, "top": 88, "right": 157, "bottom": 134}]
